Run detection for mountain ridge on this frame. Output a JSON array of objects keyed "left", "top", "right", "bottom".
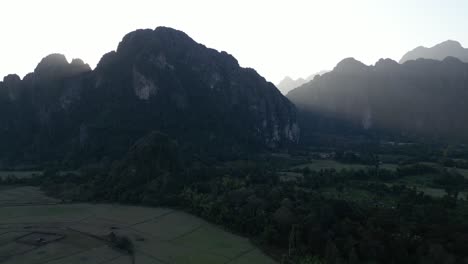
[
  {"left": 287, "top": 56, "right": 468, "bottom": 142},
  {"left": 400, "top": 40, "right": 468, "bottom": 63},
  {"left": 277, "top": 70, "right": 328, "bottom": 95}
]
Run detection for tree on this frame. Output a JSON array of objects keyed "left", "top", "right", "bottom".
[{"left": 435, "top": 170, "right": 466, "bottom": 199}]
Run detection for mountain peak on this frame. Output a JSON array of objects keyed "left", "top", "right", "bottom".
[
  {"left": 375, "top": 58, "right": 398, "bottom": 65},
  {"left": 34, "top": 54, "right": 91, "bottom": 79},
  {"left": 117, "top": 27, "right": 196, "bottom": 55},
  {"left": 435, "top": 40, "right": 463, "bottom": 49},
  {"left": 34, "top": 54, "right": 69, "bottom": 74},
  {"left": 277, "top": 71, "right": 329, "bottom": 95},
  {"left": 281, "top": 76, "right": 294, "bottom": 82},
  {"left": 71, "top": 58, "right": 89, "bottom": 67},
  {"left": 334, "top": 58, "right": 368, "bottom": 73},
  {"left": 400, "top": 40, "right": 468, "bottom": 63},
  {"left": 154, "top": 26, "right": 191, "bottom": 38},
  {"left": 2, "top": 74, "right": 21, "bottom": 83},
  {"left": 442, "top": 56, "right": 463, "bottom": 64},
  {"left": 375, "top": 58, "right": 399, "bottom": 71}
]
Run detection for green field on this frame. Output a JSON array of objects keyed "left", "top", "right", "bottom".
[
  {"left": 0, "top": 186, "right": 276, "bottom": 264},
  {"left": 293, "top": 159, "right": 398, "bottom": 171},
  {"left": 291, "top": 159, "right": 468, "bottom": 199},
  {"left": 0, "top": 171, "right": 42, "bottom": 179}
]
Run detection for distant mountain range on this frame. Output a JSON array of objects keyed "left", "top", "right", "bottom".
[
  {"left": 276, "top": 71, "right": 328, "bottom": 95},
  {"left": 288, "top": 56, "right": 468, "bottom": 142},
  {"left": 400, "top": 40, "right": 468, "bottom": 63},
  {"left": 0, "top": 27, "right": 299, "bottom": 165},
  {"left": 279, "top": 40, "right": 467, "bottom": 96}
]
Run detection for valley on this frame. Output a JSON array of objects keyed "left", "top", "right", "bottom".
[
  {"left": 1, "top": 12, "right": 468, "bottom": 263},
  {"left": 2, "top": 139, "right": 468, "bottom": 263}
]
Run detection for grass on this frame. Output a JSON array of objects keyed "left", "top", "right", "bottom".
[{"left": 0, "top": 186, "right": 276, "bottom": 264}]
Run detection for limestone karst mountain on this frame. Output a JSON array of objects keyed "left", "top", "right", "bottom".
[{"left": 0, "top": 27, "right": 299, "bottom": 165}]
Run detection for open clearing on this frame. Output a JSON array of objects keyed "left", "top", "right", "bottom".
[{"left": 0, "top": 186, "right": 276, "bottom": 264}]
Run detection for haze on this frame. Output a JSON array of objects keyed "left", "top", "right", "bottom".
[{"left": 1, "top": 0, "right": 467, "bottom": 83}]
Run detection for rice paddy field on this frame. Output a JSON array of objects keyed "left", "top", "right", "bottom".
[
  {"left": 0, "top": 171, "right": 42, "bottom": 180},
  {"left": 0, "top": 186, "right": 276, "bottom": 264},
  {"left": 292, "top": 159, "right": 398, "bottom": 171}
]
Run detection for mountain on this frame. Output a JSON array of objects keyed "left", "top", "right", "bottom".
[
  {"left": 400, "top": 40, "right": 468, "bottom": 63},
  {"left": 0, "top": 27, "right": 299, "bottom": 166},
  {"left": 287, "top": 57, "right": 468, "bottom": 142},
  {"left": 276, "top": 71, "right": 328, "bottom": 94}
]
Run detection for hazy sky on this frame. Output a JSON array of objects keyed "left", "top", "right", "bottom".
[{"left": 1, "top": 0, "right": 467, "bottom": 83}]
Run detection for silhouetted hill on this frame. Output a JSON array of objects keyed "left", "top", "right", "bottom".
[
  {"left": 400, "top": 40, "right": 468, "bottom": 63},
  {"left": 0, "top": 27, "right": 299, "bottom": 166},
  {"left": 277, "top": 70, "right": 328, "bottom": 94},
  {"left": 288, "top": 57, "right": 468, "bottom": 142}
]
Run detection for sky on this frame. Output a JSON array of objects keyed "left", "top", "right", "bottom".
[{"left": 1, "top": 0, "right": 467, "bottom": 84}]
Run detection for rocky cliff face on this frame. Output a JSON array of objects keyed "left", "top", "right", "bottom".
[
  {"left": 288, "top": 57, "right": 468, "bottom": 142},
  {"left": 0, "top": 27, "right": 299, "bottom": 164}
]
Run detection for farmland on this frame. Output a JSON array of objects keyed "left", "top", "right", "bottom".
[
  {"left": 287, "top": 158, "right": 468, "bottom": 200},
  {"left": 0, "top": 171, "right": 42, "bottom": 180},
  {"left": 0, "top": 186, "right": 276, "bottom": 264},
  {"left": 5, "top": 145, "right": 468, "bottom": 263},
  {"left": 292, "top": 159, "right": 398, "bottom": 171}
]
